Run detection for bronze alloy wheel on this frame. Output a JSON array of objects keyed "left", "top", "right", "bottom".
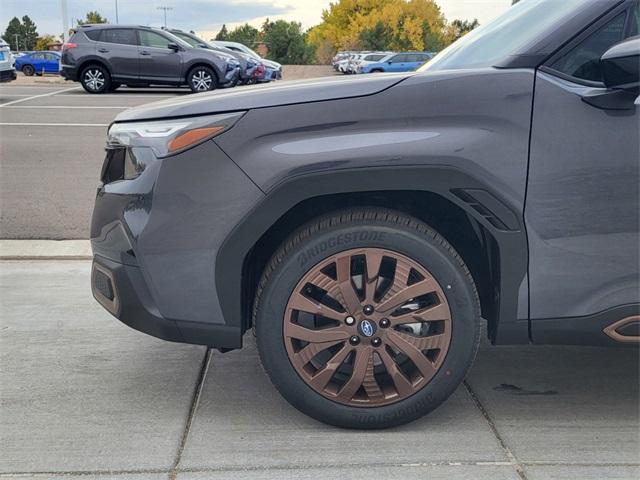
[{"left": 283, "top": 247, "right": 452, "bottom": 407}]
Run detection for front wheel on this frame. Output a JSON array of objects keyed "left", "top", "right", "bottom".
[
  {"left": 22, "top": 65, "right": 35, "bottom": 76},
  {"left": 187, "top": 66, "right": 217, "bottom": 93},
  {"left": 80, "top": 65, "right": 111, "bottom": 94},
  {"left": 254, "top": 208, "right": 481, "bottom": 429}
]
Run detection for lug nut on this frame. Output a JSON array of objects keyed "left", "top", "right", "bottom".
[
  {"left": 349, "top": 335, "right": 361, "bottom": 346},
  {"left": 363, "top": 304, "right": 374, "bottom": 315},
  {"left": 371, "top": 337, "right": 382, "bottom": 347},
  {"left": 379, "top": 318, "right": 390, "bottom": 328},
  {"left": 345, "top": 316, "right": 356, "bottom": 326}
]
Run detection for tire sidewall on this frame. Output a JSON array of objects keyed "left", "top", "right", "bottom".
[
  {"left": 188, "top": 66, "right": 217, "bottom": 93},
  {"left": 80, "top": 65, "right": 110, "bottom": 94},
  {"left": 256, "top": 219, "right": 479, "bottom": 429},
  {"left": 22, "top": 65, "right": 34, "bottom": 76}
]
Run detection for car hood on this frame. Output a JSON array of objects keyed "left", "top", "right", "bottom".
[
  {"left": 114, "top": 73, "right": 413, "bottom": 122},
  {"left": 261, "top": 59, "right": 281, "bottom": 69}
]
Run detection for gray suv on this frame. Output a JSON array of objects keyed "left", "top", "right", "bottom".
[
  {"left": 61, "top": 25, "right": 240, "bottom": 93},
  {"left": 91, "top": 0, "right": 639, "bottom": 428}
]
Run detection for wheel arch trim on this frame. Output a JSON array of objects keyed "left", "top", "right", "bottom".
[{"left": 215, "top": 165, "right": 530, "bottom": 346}]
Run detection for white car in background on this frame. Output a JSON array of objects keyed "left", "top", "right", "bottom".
[{"left": 0, "top": 40, "right": 17, "bottom": 83}]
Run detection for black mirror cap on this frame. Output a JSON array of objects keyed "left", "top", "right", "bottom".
[
  {"left": 167, "top": 42, "right": 180, "bottom": 51},
  {"left": 601, "top": 35, "right": 640, "bottom": 92}
]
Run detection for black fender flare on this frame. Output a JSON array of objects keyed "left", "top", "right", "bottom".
[{"left": 215, "top": 165, "right": 529, "bottom": 345}]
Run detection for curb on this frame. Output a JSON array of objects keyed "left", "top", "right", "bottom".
[{"left": 0, "top": 240, "right": 92, "bottom": 260}]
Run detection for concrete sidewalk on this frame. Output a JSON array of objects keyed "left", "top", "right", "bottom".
[
  {"left": 0, "top": 240, "right": 91, "bottom": 259},
  {"left": 1, "top": 261, "right": 638, "bottom": 479}
]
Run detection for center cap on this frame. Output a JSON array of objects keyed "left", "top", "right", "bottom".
[{"left": 359, "top": 319, "right": 376, "bottom": 337}]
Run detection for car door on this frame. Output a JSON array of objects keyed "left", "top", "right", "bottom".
[
  {"left": 96, "top": 28, "right": 139, "bottom": 80},
  {"left": 30, "top": 53, "right": 45, "bottom": 73},
  {"left": 526, "top": 1, "right": 639, "bottom": 338},
  {"left": 386, "top": 54, "right": 408, "bottom": 72},
  {"left": 44, "top": 53, "right": 59, "bottom": 73},
  {"left": 137, "top": 30, "right": 182, "bottom": 83}
]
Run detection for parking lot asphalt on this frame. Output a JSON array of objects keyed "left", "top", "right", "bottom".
[{"left": 1, "top": 261, "right": 638, "bottom": 480}]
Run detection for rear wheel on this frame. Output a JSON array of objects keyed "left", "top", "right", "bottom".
[
  {"left": 22, "top": 65, "right": 34, "bottom": 76},
  {"left": 187, "top": 66, "right": 217, "bottom": 93},
  {"left": 80, "top": 65, "right": 110, "bottom": 94},
  {"left": 254, "top": 208, "right": 481, "bottom": 429}
]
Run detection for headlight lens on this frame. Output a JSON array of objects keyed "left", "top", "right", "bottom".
[{"left": 107, "top": 112, "right": 245, "bottom": 158}]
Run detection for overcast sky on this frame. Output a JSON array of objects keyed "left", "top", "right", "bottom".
[{"left": 2, "top": 0, "right": 512, "bottom": 40}]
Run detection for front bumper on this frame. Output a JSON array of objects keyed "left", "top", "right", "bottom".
[
  {"left": 0, "top": 69, "right": 16, "bottom": 82},
  {"left": 90, "top": 139, "right": 264, "bottom": 348}
]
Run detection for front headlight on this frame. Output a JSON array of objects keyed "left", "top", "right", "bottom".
[{"left": 107, "top": 112, "right": 245, "bottom": 158}]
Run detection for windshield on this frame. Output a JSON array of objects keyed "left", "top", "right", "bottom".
[
  {"left": 420, "top": 0, "right": 585, "bottom": 71},
  {"left": 172, "top": 31, "right": 204, "bottom": 48}
]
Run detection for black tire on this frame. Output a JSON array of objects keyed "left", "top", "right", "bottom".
[
  {"left": 370, "top": 69, "right": 383, "bottom": 73},
  {"left": 108, "top": 82, "right": 121, "bottom": 91},
  {"left": 22, "top": 65, "right": 34, "bottom": 76},
  {"left": 254, "top": 208, "right": 481, "bottom": 429},
  {"left": 187, "top": 65, "right": 217, "bottom": 93},
  {"left": 80, "top": 64, "right": 111, "bottom": 94}
]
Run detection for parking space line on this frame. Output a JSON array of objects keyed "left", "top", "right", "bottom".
[
  {"left": 0, "top": 122, "right": 108, "bottom": 127},
  {"left": 0, "top": 86, "right": 80, "bottom": 107}
]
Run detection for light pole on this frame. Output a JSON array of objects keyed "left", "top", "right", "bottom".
[
  {"left": 157, "top": 6, "right": 173, "bottom": 28},
  {"left": 115, "top": 0, "right": 119, "bottom": 23},
  {"left": 13, "top": 34, "right": 19, "bottom": 51}
]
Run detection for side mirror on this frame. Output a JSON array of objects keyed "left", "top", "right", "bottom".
[
  {"left": 167, "top": 43, "right": 180, "bottom": 52},
  {"left": 582, "top": 36, "right": 639, "bottom": 110},
  {"left": 601, "top": 36, "right": 640, "bottom": 92}
]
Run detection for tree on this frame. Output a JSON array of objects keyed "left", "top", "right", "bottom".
[
  {"left": 3, "top": 16, "right": 39, "bottom": 50},
  {"left": 21, "top": 15, "right": 38, "bottom": 49},
  {"left": 77, "top": 11, "right": 108, "bottom": 25},
  {"left": 3, "top": 17, "right": 23, "bottom": 50},
  {"left": 261, "top": 20, "right": 315, "bottom": 64},
  {"left": 34, "top": 34, "right": 56, "bottom": 51},
  {"left": 359, "top": 21, "right": 392, "bottom": 51},
  {"left": 448, "top": 19, "right": 479, "bottom": 43},
  {"left": 226, "top": 23, "right": 259, "bottom": 47},
  {"left": 215, "top": 24, "right": 229, "bottom": 41}
]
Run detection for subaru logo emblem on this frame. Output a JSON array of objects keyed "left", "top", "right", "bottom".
[{"left": 359, "top": 319, "right": 375, "bottom": 337}]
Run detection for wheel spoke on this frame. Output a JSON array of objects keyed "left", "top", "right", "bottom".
[
  {"left": 362, "top": 351, "right": 384, "bottom": 400},
  {"left": 288, "top": 293, "right": 345, "bottom": 321},
  {"left": 364, "top": 250, "right": 384, "bottom": 302},
  {"left": 308, "top": 344, "right": 352, "bottom": 389},
  {"left": 339, "top": 347, "right": 370, "bottom": 401},
  {"left": 379, "top": 348, "right": 414, "bottom": 396},
  {"left": 377, "top": 277, "right": 438, "bottom": 313},
  {"left": 385, "top": 329, "right": 438, "bottom": 380},
  {"left": 336, "top": 255, "right": 362, "bottom": 313},
  {"left": 294, "top": 339, "right": 344, "bottom": 366},
  {"left": 284, "top": 323, "right": 349, "bottom": 343},
  {"left": 389, "top": 302, "right": 450, "bottom": 326}
]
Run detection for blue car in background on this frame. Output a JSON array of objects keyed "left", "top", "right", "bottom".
[
  {"left": 15, "top": 51, "right": 60, "bottom": 76},
  {"left": 359, "top": 52, "right": 433, "bottom": 73}
]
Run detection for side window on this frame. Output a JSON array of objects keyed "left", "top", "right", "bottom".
[
  {"left": 627, "top": 3, "right": 639, "bottom": 37},
  {"left": 390, "top": 54, "right": 405, "bottom": 63},
  {"left": 84, "top": 29, "right": 102, "bottom": 41},
  {"left": 139, "top": 31, "right": 173, "bottom": 49},
  {"left": 550, "top": 12, "right": 626, "bottom": 83},
  {"left": 102, "top": 29, "right": 137, "bottom": 46},
  {"left": 32, "top": 53, "right": 44, "bottom": 59}
]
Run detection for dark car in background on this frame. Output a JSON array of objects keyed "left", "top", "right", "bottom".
[
  {"left": 212, "top": 40, "right": 282, "bottom": 82},
  {"left": 91, "top": 0, "right": 639, "bottom": 429},
  {"left": 60, "top": 24, "right": 240, "bottom": 93},
  {"left": 15, "top": 51, "right": 60, "bottom": 76},
  {"left": 164, "top": 28, "right": 259, "bottom": 86}
]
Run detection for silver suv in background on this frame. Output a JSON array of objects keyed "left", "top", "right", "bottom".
[
  {"left": 61, "top": 25, "right": 240, "bottom": 93},
  {"left": 0, "top": 40, "right": 16, "bottom": 83}
]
